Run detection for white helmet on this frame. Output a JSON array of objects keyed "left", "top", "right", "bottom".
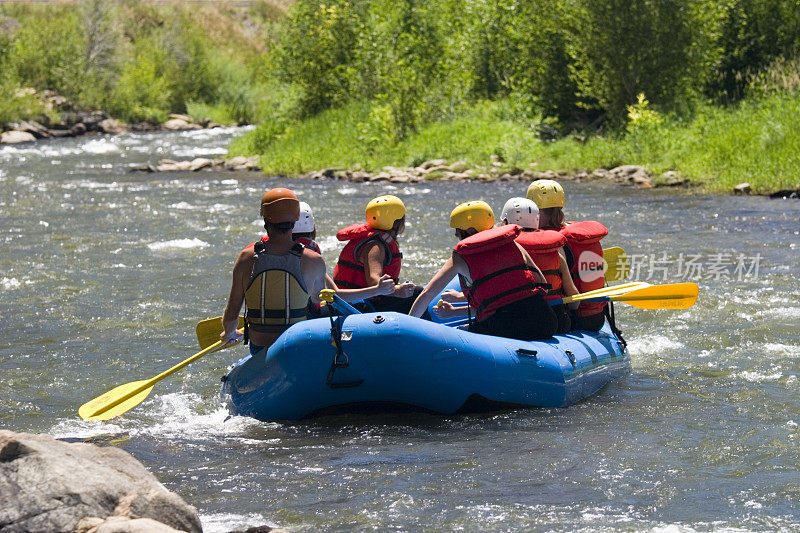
[
  {"left": 293, "top": 201, "right": 315, "bottom": 233},
  {"left": 500, "top": 197, "right": 539, "bottom": 229}
]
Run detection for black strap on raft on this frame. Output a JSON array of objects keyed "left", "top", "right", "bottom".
[
  {"left": 326, "top": 312, "right": 348, "bottom": 384},
  {"left": 325, "top": 310, "right": 363, "bottom": 388},
  {"left": 604, "top": 300, "right": 626, "bottom": 348}
]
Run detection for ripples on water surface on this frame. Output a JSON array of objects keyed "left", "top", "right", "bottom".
[{"left": 1, "top": 129, "right": 799, "bottom": 532}]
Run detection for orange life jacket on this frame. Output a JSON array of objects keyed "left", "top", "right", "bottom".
[
  {"left": 560, "top": 221, "right": 608, "bottom": 316},
  {"left": 515, "top": 229, "right": 566, "bottom": 302},
  {"left": 455, "top": 225, "right": 542, "bottom": 322},
  {"left": 333, "top": 223, "right": 402, "bottom": 289}
]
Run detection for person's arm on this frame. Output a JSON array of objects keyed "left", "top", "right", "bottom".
[
  {"left": 408, "top": 255, "right": 460, "bottom": 317},
  {"left": 361, "top": 240, "right": 415, "bottom": 297},
  {"left": 220, "top": 249, "right": 251, "bottom": 343},
  {"left": 439, "top": 289, "right": 466, "bottom": 302},
  {"left": 360, "top": 241, "right": 387, "bottom": 286},
  {"left": 558, "top": 251, "right": 580, "bottom": 310},
  {"left": 325, "top": 273, "right": 395, "bottom": 301},
  {"left": 433, "top": 300, "right": 470, "bottom": 319},
  {"left": 303, "top": 253, "right": 327, "bottom": 305},
  {"left": 516, "top": 243, "right": 546, "bottom": 284},
  {"left": 559, "top": 254, "right": 579, "bottom": 297}
]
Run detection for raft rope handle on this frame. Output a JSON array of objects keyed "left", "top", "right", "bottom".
[
  {"left": 325, "top": 309, "right": 349, "bottom": 386},
  {"left": 604, "top": 299, "right": 627, "bottom": 349}
]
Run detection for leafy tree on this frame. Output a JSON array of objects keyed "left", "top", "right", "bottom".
[
  {"left": 273, "top": 0, "right": 361, "bottom": 116},
  {"left": 564, "top": 0, "right": 724, "bottom": 124},
  {"left": 711, "top": 0, "right": 800, "bottom": 102}
]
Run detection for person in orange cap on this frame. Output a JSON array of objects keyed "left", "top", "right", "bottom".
[{"left": 220, "top": 188, "right": 327, "bottom": 354}]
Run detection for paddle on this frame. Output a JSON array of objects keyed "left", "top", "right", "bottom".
[
  {"left": 197, "top": 315, "right": 244, "bottom": 350},
  {"left": 603, "top": 246, "right": 629, "bottom": 281},
  {"left": 560, "top": 282, "right": 699, "bottom": 310},
  {"left": 319, "top": 289, "right": 361, "bottom": 315},
  {"left": 79, "top": 334, "right": 240, "bottom": 421}
]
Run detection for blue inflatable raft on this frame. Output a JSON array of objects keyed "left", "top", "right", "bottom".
[{"left": 220, "top": 288, "right": 631, "bottom": 421}]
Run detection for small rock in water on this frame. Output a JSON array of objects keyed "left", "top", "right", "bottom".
[
  {"left": 99, "top": 118, "right": 128, "bottom": 134},
  {"left": 661, "top": 171, "right": 688, "bottom": 187},
  {"left": 734, "top": 182, "right": 752, "bottom": 195},
  {"left": 0, "top": 130, "right": 36, "bottom": 144},
  {"left": 162, "top": 118, "right": 201, "bottom": 131}
]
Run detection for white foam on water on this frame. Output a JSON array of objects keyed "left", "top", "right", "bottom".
[
  {"left": 1, "top": 277, "right": 21, "bottom": 289},
  {"left": 1, "top": 144, "right": 82, "bottom": 158},
  {"left": 209, "top": 203, "right": 235, "bottom": 213},
  {"left": 15, "top": 175, "right": 33, "bottom": 185},
  {"left": 173, "top": 147, "right": 228, "bottom": 158},
  {"left": 136, "top": 392, "right": 266, "bottom": 441},
  {"left": 50, "top": 418, "right": 127, "bottom": 440},
  {"left": 184, "top": 125, "right": 253, "bottom": 139},
  {"left": 168, "top": 201, "right": 197, "bottom": 210},
  {"left": 626, "top": 334, "right": 684, "bottom": 356},
  {"left": 71, "top": 180, "right": 122, "bottom": 191},
  {"left": 735, "top": 370, "right": 783, "bottom": 383},
  {"left": 50, "top": 392, "right": 268, "bottom": 444},
  {"left": 82, "top": 138, "right": 121, "bottom": 154},
  {"left": 200, "top": 512, "right": 272, "bottom": 533},
  {"left": 317, "top": 234, "right": 339, "bottom": 252},
  {"left": 220, "top": 179, "right": 238, "bottom": 185},
  {"left": 147, "top": 238, "right": 210, "bottom": 251},
  {"left": 336, "top": 187, "right": 359, "bottom": 195},
  {"left": 762, "top": 342, "right": 800, "bottom": 357}
]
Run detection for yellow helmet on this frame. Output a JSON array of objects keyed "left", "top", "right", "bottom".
[
  {"left": 526, "top": 179, "right": 565, "bottom": 209},
  {"left": 450, "top": 201, "right": 495, "bottom": 232},
  {"left": 366, "top": 195, "right": 406, "bottom": 230}
]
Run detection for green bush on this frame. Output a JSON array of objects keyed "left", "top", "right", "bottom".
[
  {"left": 107, "top": 39, "right": 172, "bottom": 123},
  {"left": 272, "top": 0, "right": 361, "bottom": 116},
  {"left": 565, "top": 0, "right": 725, "bottom": 124},
  {"left": 712, "top": 0, "right": 800, "bottom": 102},
  {"left": 8, "top": 11, "right": 89, "bottom": 103}
]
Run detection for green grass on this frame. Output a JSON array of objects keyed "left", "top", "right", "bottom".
[{"left": 233, "top": 94, "right": 800, "bottom": 193}]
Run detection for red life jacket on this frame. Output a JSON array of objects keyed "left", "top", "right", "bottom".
[
  {"left": 455, "top": 225, "right": 542, "bottom": 322},
  {"left": 333, "top": 223, "right": 402, "bottom": 289},
  {"left": 560, "top": 221, "right": 608, "bottom": 316},
  {"left": 247, "top": 235, "right": 322, "bottom": 255},
  {"left": 515, "top": 229, "right": 566, "bottom": 302}
]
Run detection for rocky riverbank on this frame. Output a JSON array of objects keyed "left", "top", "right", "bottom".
[
  {"left": 0, "top": 89, "right": 229, "bottom": 145},
  {"left": 145, "top": 155, "right": 689, "bottom": 190},
  {"left": 146, "top": 154, "right": 800, "bottom": 197},
  {"left": 0, "top": 430, "right": 283, "bottom": 533}
]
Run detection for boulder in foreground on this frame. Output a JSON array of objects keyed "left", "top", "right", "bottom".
[{"left": 0, "top": 430, "right": 202, "bottom": 533}]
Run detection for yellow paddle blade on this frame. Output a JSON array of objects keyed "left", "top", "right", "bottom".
[
  {"left": 196, "top": 315, "right": 244, "bottom": 350},
  {"left": 603, "top": 247, "right": 629, "bottom": 281},
  {"left": 563, "top": 281, "right": 650, "bottom": 304},
  {"left": 612, "top": 282, "right": 699, "bottom": 309},
  {"left": 79, "top": 380, "right": 154, "bottom": 421}
]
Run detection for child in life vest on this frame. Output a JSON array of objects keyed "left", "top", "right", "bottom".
[
  {"left": 333, "top": 195, "right": 420, "bottom": 315},
  {"left": 500, "top": 197, "right": 579, "bottom": 334},
  {"left": 527, "top": 180, "right": 609, "bottom": 332},
  {"left": 408, "top": 201, "right": 557, "bottom": 341},
  {"left": 255, "top": 201, "right": 395, "bottom": 318}
]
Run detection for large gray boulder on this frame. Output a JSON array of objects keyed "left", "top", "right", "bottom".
[{"left": 0, "top": 430, "right": 202, "bottom": 533}]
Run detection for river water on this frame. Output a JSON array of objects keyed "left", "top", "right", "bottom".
[{"left": 1, "top": 128, "right": 799, "bottom": 532}]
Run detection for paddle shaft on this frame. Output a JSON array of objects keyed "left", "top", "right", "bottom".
[
  {"left": 86, "top": 339, "right": 227, "bottom": 418},
  {"left": 331, "top": 294, "right": 361, "bottom": 315}
]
